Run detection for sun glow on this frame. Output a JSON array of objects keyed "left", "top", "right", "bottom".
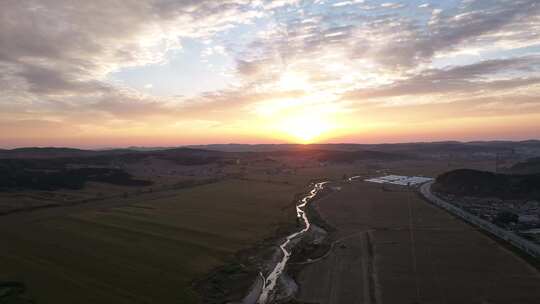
[
  {"left": 277, "top": 113, "right": 334, "bottom": 143},
  {"left": 277, "top": 71, "right": 311, "bottom": 91},
  {"left": 253, "top": 70, "right": 345, "bottom": 143}
]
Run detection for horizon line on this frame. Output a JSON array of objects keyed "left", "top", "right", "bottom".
[{"left": 1, "top": 138, "right": 539, "bottom": 151}]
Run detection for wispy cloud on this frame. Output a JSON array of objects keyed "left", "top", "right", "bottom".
[{"left": 1, "top": 0, "right": 539, "bottom": 146}]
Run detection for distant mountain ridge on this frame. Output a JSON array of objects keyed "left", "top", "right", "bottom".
[
  {"left": 0, "top": 147, "right": 224, "bottom": 160},
  {"left": 1, "top": 140, "right": 539, "bottom": 159},
  {"left": 186, "top": 140, "right": 540, "bottom": 153},
  {"left": 0, "top": 147, "right": 124, "bottom": 159}
]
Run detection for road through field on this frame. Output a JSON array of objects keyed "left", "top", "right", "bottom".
[
  {"left": 295, "top": 180, "right": 540, "bottom": 304},
  {"left": 420, "top": 181, "right": 540, "bottom": 258}
]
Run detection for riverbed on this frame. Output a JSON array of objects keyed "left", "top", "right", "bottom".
[{"left": 256, "top": 181, "right": 328, "bottom": 304}]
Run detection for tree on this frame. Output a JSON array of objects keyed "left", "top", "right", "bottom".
[{"left": 494, "top": 211, "right": 518, "bottom": 226}]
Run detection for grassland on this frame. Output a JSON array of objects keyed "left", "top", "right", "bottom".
[
  {"left": 0, "top": 178, "right": 306, "bottom": 304},
  {"left": 0, "top": 156, "right": 529, "bottom": 304}
]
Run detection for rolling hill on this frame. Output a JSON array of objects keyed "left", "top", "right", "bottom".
[{"left": 433, "top": 169, "right": 540, "bottom": 200}]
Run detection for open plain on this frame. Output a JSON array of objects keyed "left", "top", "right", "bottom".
[
  {"left": 296, "top": 179, "right": 540, "bottom": 304},
  {"left": 3, "top": 0, "right": 540, "bottom": 301},
  {"left": 1, "top": 147, "right": 539, "bottom": 303},
  {"left": 0, "top": 178, "right": 304, "bottom": 304}
]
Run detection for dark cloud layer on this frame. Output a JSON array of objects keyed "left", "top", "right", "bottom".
[{"left": 345, "top": 56, "right": 540, "bottom": 100}]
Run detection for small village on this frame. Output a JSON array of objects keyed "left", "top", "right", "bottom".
[{"left": 439, "top": 193, "right": 540, "bottom": 244}]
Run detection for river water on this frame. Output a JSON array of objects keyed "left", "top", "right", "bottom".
[{"left": 256, "top": 181, "right": 328, "bottom": 304}]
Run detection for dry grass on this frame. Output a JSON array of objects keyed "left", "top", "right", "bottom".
[
  {"left": 297, "top": 180, "right": 540, "bottom": 304},
  {"left": 0, "top": 179, "right": 302, "bottom": 304},
  {"left": 0, "top": 159, "right": 521, "bottom": 304}
]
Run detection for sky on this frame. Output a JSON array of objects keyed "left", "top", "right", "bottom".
[{"left": 1, "top": 0, "right": 539, "bottom": 148}]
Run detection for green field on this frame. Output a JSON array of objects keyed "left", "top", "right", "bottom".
[
  {"left": 0, "top": 159, "right": 496, "bottom": 303},
  {"left": 0, "top": 179, "right": 305, "bottom": 304}
]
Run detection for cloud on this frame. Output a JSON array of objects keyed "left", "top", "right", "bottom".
[
  {"left": 221, "top": 0, "right": 540, "bottom": 121},
  {"left": 380, "top": 2, "right": 406, "bottom": 9},
  {"left": 0, "top": 0, "right": 261, "bottom": 83},
  {"left": 0, "top": 0, "right": 539, "bottom": 145},
  {"left": 16, "top": 64, "right": 112, "bottom": 94},
  {"left": 0, "top": 119, "right": 82, "bottom": 139},
  {"left": 0, "top": 0, "right": 264, "bottom": 131},
  {"left": 344, "top": 56, "right": 540, "bottom": 100}
]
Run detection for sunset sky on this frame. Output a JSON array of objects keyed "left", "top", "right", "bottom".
[{"left": 1, "top": 0, "right": 539, "bottom": 148}]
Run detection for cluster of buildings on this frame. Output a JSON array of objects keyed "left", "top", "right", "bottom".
[
  {"left": 440, "top": 194, "right": 540, "bottom": 243},
  {"left": 365, "top": 175, "right": 434, "bottom": 186}
]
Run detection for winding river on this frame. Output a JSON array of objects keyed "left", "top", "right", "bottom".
[{"left": 256, "top": 181, "right": 329, "bottom": 304}]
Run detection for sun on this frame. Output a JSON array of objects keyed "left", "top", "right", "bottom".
[{"left": 277, "top": 113, "right": 334, "bottom": 143}]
